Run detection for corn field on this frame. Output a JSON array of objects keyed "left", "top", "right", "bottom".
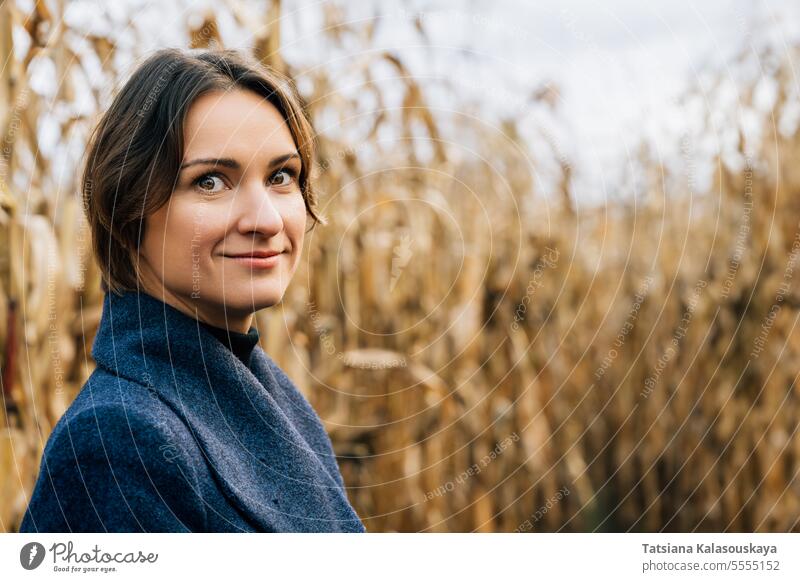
[{"left": 2, "top": 0, "right": 800, "bottom": 532}]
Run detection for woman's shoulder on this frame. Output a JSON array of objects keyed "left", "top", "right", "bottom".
[
  {"left": 51, "top": 367, "right": 195, "bottom": 455},
  {"left": 21, "top": 368, "right": 209, "bottom": 532},
  {"left": 38, "top": 366, "right": 206, "bottom": 489}
]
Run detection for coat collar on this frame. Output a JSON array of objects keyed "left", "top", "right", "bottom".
[{"left": 91, "top": 289, "right": 365, "bottom": 532}]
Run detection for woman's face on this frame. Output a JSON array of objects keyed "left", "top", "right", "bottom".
[{"left": 138, "top": 89, "right": 308, "bottom": 333}]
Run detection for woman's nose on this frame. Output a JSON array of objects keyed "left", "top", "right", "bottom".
[{"left": 234, "top": 183, "right": 284, "bottom": 237}]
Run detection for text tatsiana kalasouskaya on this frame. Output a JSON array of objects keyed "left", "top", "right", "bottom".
[{"left": 642, "top": 543, "right": 777, "bottom": 556}]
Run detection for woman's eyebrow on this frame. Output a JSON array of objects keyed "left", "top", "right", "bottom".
[{"left": 179, "top": 152, "right": 301, "bottom": 171}]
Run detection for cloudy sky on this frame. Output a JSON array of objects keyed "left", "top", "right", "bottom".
[{"left": 282, "top": 0, "right": 800, "bottom": 202}]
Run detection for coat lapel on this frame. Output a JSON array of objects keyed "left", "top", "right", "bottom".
[{"left": 91, "top": 290, "right": 364, "bottom": 532}]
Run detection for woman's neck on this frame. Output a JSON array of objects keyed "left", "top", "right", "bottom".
[{"left": 136, "top": 272, "right": 254, "bottom": 333}]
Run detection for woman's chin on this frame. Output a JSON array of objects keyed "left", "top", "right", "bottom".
[{"left": 221, "top": 288, "right": 285, "bottom": 312}]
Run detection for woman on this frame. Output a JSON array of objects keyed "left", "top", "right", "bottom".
[{"left": 19, "top": 48, "right": 365, "bottom": 533}]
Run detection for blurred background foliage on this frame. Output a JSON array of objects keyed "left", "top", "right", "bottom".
[{"left": 2, "top": 0, "right": 800, "bottom": 532}]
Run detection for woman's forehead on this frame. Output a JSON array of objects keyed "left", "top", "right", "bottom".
[{"left": 183, "top": 89, "right": 296, "bottom": 156}]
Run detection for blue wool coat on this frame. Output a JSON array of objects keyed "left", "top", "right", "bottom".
[{"left": 19, "top": 290, "right": 365, "bottom": 533}]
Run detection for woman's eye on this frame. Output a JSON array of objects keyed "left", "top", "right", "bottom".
[
  {"left": 270, "top": 169, "right": 296, "bottom": 188},
  {"left": 193, "top": 173, "right": 226, "bottom": 193}
]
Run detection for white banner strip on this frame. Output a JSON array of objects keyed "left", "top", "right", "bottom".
[{"left": 2, "top": 533, "right": 798, "bottom": 581}]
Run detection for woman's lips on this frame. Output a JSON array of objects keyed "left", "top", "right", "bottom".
[{"left": 224, "top": 253, "right": 283, "bottom": 269}]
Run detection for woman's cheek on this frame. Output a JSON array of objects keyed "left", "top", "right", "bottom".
[
  {"left": 170, "top": 201, "right": 210, "bottom": 285},
  {"left": 286, "top": 193, "right": 307, "bottom": 244}
]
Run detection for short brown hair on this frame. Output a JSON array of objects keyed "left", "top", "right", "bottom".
[{"left": 82, "top": 47, "right": 323, "bottom": 295}]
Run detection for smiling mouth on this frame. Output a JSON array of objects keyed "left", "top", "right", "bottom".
[{"left": 223, "top": 252, "right": 284, "bottom": 269}]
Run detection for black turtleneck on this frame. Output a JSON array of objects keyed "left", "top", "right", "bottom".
[{"left": 199, "top": 321, "right": 260, "bottom": 368}]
